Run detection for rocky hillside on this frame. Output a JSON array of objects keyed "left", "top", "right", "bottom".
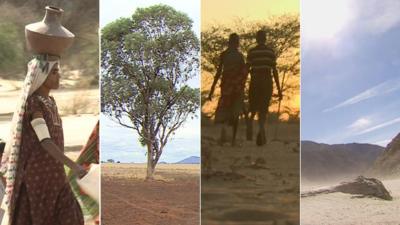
[
  {"left": 369, "top": 133, "right": 400, "bottom": 177},
  {"left": 301, "top": 141, "right": 384, "bottom": 182}
]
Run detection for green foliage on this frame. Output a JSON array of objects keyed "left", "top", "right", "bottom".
[
  {"left": 0, "top": 0, "right": 99, "bottom": 82},
  {"left": 101, "top": 5, "right": 200, "bottom": 169},
  {"left": 0, "top": 21, "right": 24, "bottom": 74}
]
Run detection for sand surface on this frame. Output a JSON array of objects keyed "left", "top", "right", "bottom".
[
  {"left": 301, "top": 178, "right": 400, "bottom": 225},
  {"left": 201, "top": 121, "right": 300, "bottom": 225},
  {"left": 101, "top": 163, "right": 200, "bottom": 225}
]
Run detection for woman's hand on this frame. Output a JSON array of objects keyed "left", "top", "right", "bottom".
[
  {"left": 73, "top": 164, "right": 88, "bottom": 179},
  {"left": 40, "top": 139, "right": 87, "bottom": 178}
]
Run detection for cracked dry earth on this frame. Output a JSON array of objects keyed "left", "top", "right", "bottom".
[{"left": 201, "top": 122, "right": 300, "bottom": 225}]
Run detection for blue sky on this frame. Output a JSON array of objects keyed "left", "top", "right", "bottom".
[
  {"left": 100, "top": 114, "right": 200, "bottom": 163},
  {"left": 100, "top": 0, "right": 200, "bottom": 163},
  {"left": 301, "top": 0, "right": 400, "bottom": 147}
]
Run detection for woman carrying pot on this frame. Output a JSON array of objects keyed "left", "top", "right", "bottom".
[{"left": 0, "top": 6, "right": 86, "bottom": 225}]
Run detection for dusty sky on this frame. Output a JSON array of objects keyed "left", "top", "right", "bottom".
[{"left": 201, "top": 0, "right": 299, "bottom": 29}]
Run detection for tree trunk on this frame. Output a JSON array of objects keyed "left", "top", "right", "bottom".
[{"left": 146, "top": 141, "right": 154, "bottom": 180}]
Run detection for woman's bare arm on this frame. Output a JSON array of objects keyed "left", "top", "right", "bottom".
[
  {"left": 32, "top": 112, "right": 86, "bottom": 178},
  {"left": 40, "top": 139, "right": 86, "bottom": 178}
]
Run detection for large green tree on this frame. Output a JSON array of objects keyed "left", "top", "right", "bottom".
[{"left": 101, "top": 5, "right": 200, "bottom": 179}]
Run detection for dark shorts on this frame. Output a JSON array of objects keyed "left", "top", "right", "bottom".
[{"left": 249, "top": 73, "right": 273, "bottom": 116}]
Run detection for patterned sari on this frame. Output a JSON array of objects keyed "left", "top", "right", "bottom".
[
  {"left": 0, "top": 57, "right": 59, "bottom": 223},
  {"left": 0, "top": 56, "right": 84, "bottom": 225}
]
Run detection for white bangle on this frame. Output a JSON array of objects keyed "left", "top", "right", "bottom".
[{"left": 31, "top": 118, "right": 51, "bottom": 142}]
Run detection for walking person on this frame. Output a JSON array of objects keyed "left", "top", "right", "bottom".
[
  {"left": 0, "top": 6, "right": 88, "bottom": 224},
  {"left": 0, "top": 55, "right": 87, "bottom": 225},
  {"left": 208, "top": 33, "right": 248, "bottom": 146},
  {"left": 246, "top": 30, "right": 283, "bottom": 146}
]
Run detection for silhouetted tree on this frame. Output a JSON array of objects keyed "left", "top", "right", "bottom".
[{"left": 202, "top": 16, "right": 299, "bottom": 118}]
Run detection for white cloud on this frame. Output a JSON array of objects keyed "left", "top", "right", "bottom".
[
  {"left": 324, "top": 78, "right": 400, "bottom": 112},
  {"left": 302, "top": 0, "right": 353, "bottom": 43},
  {"left": 347, "top": 118, "right": 372, "bottom": 132},
  {"left": 356, "top": 117, "right": 400, "bottom": 135},
  {"left": 302, "top": 0, "right": 400, "bottom": 51},
  {"left": 356, "top": 0, "right": 400, "bottom": 34}
]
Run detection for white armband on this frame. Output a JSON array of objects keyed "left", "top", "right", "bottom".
[{"left": 31, "top": 118, "right": 51, "bottom": 142}]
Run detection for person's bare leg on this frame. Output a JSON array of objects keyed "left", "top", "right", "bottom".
[
  {"left": 265, "top": 112, "right": 269, "bottom": 143},
  {"left": 218, "top": 123, "right": 228, "bottom": 145},
  {"left": 232, "top": 117, "right": 239, "bottom": 146},
  {"left": 246, "top": 112, "right": 255, "bottom": 141},
  {"left": 256, "top": 111, "right": 267, "bottom": 146},
  {"left": 262, "top": 112, "right": 267, "bottom": 144}
]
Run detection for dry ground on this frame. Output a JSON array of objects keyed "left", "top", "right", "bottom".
[
  {"left": 301, "top": 178, "right": 400, "bottom": 225},
  {"left": 101, "top": 163, "right": 200, "bottom": 225},
  {"left": 201, "top": 119, "right": 300, "bottom": 225}
]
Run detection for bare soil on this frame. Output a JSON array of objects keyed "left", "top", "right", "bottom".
[
  {"left": 201, "top": 120, "right": 300, "bottom": 225},
  {"left": 101, "top": 163, "right": 200, "bottom": 225}
]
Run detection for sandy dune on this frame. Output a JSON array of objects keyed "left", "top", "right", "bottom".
[
  {"left": 201, "top": 120, "right": 300, "bottom": 225},
  {"left": 101, "top": 163, "right": 200, "bottom": 225},
  {"left": 301, "top": 178, "right": 400, "bottom": 225}
]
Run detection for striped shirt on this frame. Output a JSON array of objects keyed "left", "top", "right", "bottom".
[{"left": 247, "top": 44, "right": 276, "bottom": 73}]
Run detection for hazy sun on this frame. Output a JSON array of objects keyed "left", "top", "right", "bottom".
[{"left": 302, "top": 0, "right": 352, "bottom": 41}]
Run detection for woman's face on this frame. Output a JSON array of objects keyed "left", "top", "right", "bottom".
[{"left": 43, "top": 63, "right": 60, "bottom": 90}]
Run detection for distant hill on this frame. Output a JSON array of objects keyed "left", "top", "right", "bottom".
[
  {"left": 301, "top": 141, "right": 384, "bottom": 182},
  {"left": 369, "top": 133, "right": 400, "bottom": 178},
  {"left": 175, "top": 156, "right": 200, "bottom": 164}
]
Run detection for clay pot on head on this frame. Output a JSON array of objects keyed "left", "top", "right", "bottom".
[{"left": 25, "top": 6, "right": 75, "bottom": 56}]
